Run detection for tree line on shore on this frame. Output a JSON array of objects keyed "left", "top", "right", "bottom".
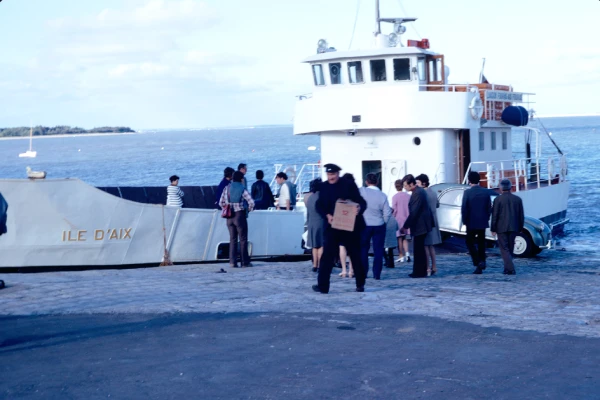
[{"left": 0, "top": 126, "right": 135, "bottom": 138}]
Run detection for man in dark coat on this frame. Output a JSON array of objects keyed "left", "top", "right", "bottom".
[
  {"left": 402, "top": 174, "right": 433, "bottom": 278},
  {"left": 461, "top": 171, "right": 493, "bottom": 274},
  {"left": 0, "top": 191, "right": 8, "bottom": 236},
  {"left": 215, "top": 167, "right": 235, "bottom": 209},
  {"left": 491, "top": 179, "right": 524, "bottom": 275},
  {"left": 251, "top": 170, "right": 275, "bottom": 210},
  {"left": 314, "top": 164, "right": 367, "bottom": 293}
]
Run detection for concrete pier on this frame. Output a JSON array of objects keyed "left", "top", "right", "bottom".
[{"left": 1, "top": 248, "right": 599, "bottom": 398}]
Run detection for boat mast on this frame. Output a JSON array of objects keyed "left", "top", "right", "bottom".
[
  {"left": 29, "top": 126, "right": 33, "bottom": 151},
  {"left": 374, "top": 0, "right": 381, "bottom": 36}
]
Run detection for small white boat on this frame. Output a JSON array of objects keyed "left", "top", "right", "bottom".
[{"left": 19, "top": 127, "right": 37, "bottom": 158}]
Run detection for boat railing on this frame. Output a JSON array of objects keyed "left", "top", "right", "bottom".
[
  {"left": 269, "top": 163, "right": 321, "bottom": 203},
  {"left": 462, "top": 154, "right": 568, "bottom": 191}
]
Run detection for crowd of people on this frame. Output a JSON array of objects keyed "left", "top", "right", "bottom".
[{"left": 164, "top": 162, "right": 524, "bottom": 291}]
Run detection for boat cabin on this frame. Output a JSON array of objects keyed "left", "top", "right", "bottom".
[{"left": 293, "top": 18, "right": 535, "bottom": 201}]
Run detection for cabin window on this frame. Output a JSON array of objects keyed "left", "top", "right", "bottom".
[
  {"left": 436, "top": 58, "right": 443, "bottom": 81},
  {"left": 491, "top": 131, "right": 497, "bottom": 150},
  {"left": 502, "top": 131, "right": 508, "bottom": 150},
  {"left": 479, "top": 131, "right": 484, "bottom": 151},
  {"left": 370, "top": 59, "right": 387, "bottom": 82},
  {"left": 312, "top": 64, "right": 325, "bottom": 86},
  {"left": 417, "top": 58, "right": 426, "bottom": 81},
  {"left": 393, "top": 58, "right": 410, "bottom": 81},
  {"left": 348, "top": 61, "right": 364, "bottom": 84},
  {"left": 329, "top": 63, "right": 342, "bottom": 85}
]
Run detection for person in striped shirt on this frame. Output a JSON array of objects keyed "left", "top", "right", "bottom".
[{"left": 166, "top": 175, "right": 184, "bottom": 207}]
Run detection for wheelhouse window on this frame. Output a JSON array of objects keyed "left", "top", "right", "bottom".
[
  {"left": 417, "top": 58, "right": 426, "bottom": 81},
  {"left": 491, "top": 131, "right": 497, "bottom": 150},
  {"left": 329, "top": 62, "right": 342, "bottom": 85},
  {"left": 479, "top": 131, "right": 484, "bottom": 151},
  {"left": 348, "top": 61, "right": 364, "bottom": 84},
  {"left": 502, "top": 131, "right": 508, "bottom": 150},
  {"left": 312, "top": 64, "right": 325, "bottom": 86},
  {"left": 370, "top": 59, "right": 387, "bottom": 82},
  {"left": 393, "top": 58, "right": 411, "bottom": 81}
]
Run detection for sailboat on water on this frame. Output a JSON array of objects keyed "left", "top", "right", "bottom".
[{"left": 18, "top": 126, "right": 37, "bottom": 158}]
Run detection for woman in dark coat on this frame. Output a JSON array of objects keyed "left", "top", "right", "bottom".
[
  {"left": 305, "top": 178, "right": 324, "bottom": 272},
  {"left": 416, "top": 174, "right": 441, "bottom": 276}
]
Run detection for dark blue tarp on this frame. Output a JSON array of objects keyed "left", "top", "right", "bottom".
[
  {"left": 501, "top": 106, "right": 529, "bottom": 127},
  {"left": 97, "top": 186, "right": 219, "bottom": 209}
]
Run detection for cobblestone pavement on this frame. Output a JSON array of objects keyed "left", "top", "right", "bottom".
[{"left": 1, "top": 248, "right": 600, "bottom": 338}]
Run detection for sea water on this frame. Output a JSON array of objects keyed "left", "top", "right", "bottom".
[{"left": 1, "top": 117, "right": 598, "bottom": 253}]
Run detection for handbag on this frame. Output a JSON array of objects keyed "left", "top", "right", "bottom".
[{"left": 221, "top": 187, "right": 232, "bottom": 218}]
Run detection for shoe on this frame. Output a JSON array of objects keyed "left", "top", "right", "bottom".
[
  {"left": 431, "top": 269, "right": 437, "bottom": 276},
  {"left": 473, "top": 267, "right": 483, "bottom": 274},
  {"left": 427, "top": 269, "right": 432, "bottom": 277},
  {"left": 374, "top": 277, "right": 381, "bottom": 280},
  {"left": 503, "top": 270, "right": 516, "bottom": 275},
  {"left": 312, "top": 284, "right": 328, "bottom": 294},
  {"left": 395, "top": 257, "right": 405, "bottom": 263},
  {"left": 312, "top": 267, "right": 318, "bottom": 272},
  {"left": 339, "top": 272, "right": 347, "bottom": 277},
  {"left": 408, "top": 273, "right": 427, "bottom": 278},
  {"left": 356, "top": 286, "right": 365, "bottom": 292},
  {"left": 230, "top": 264, "right": 240, "bottom": 268},
  {"left": 478, "top": 261, "right": 487, "bottom": 270},
  {"left": 242, "top": 263, "right": 253, "bottom": 268},
  {"left": 406, "top": 256, "right": 411, "bottom": 263},
  {"left": 349, "top": 272, "right": 354, "bottom": 278}
]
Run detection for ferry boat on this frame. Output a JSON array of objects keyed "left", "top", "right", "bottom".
[
  {"left": 293, "top": 1, "right": 569, "bottom": 239},
  {"left": 0, "top": 1, "right": 569, "bottom": 269}
]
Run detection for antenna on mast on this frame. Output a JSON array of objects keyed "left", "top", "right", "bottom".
[{"left": 375, "top": 0, "right": 381, "bottom": 36}]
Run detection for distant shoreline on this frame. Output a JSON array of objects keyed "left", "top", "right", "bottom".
[{"left": 0, "top": 132, "right": 142, "bottom": 141}]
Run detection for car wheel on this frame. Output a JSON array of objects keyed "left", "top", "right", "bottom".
[{"left": 513, "top": 231, "right": 534, "bottom": 258}]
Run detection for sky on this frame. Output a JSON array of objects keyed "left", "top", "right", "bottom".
[{"left": 0, "top": 0, "right": 598, "bottom": 129}]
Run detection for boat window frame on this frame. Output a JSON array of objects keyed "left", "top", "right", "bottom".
[
  {"left": 479, "top": 131, "right": 485, "bottom": 151},
  {"left": 329, "top": 62, "right": 342, "bottom": 85},
  {"left": 491, "top": 131, "right": 497, "bottom": 150},
  {"left": 312, "top": 64, "right": 325, "bottom": 86},
  {"left": 347, "top": 61, "right": 364, "bottom": 84},
  {"left": 417, "top": 57, "right": 426, "bottom": 81},
  {"left": 502, "top": 131, "right": 508, "bottom": 150},
  {"left": 393, "top": 58, "right": 411, "bottom": 81},
  {"left": 370, "top": 59, "right": 387, "bottom": 82}
]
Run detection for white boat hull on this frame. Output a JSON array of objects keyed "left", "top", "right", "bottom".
[
  {"left": 18, "top": 151, "right": 37, "bottom": 158},
  {"left": 0, "top": 179, "right": 305, "bottom": 269}
]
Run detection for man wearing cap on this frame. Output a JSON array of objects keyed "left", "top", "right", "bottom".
[
  {"left": 313, "top": 163, "right": 367, "bottom": 293},
  {"left": 491, "top": 179, "right": 524, "bottom": 275}
]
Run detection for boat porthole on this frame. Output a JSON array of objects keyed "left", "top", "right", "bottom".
[{"left": 413, "top": 137, "right": 421, "bottom": 146}]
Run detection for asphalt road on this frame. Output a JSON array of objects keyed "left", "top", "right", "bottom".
[{"left": 2, "top": 312, "right": 598, "bottom": 399}]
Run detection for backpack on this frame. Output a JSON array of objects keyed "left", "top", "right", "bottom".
[{"left": 284, "top": 181, "right": 297, "bottom": 206}]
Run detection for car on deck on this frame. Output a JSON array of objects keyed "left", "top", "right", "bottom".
[{"left": 430, "top": 183, "right": 552, "bottom": 257}]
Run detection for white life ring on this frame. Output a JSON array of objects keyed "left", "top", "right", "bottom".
[
  {"left": 559, "top": 155, "right": 568, "bottom": 181},
  {"left": 547, "top": 158, "right": 555, "bottom": 181},
  {"left": 469, "top": 95, "right": 484, "bottom": 120},
  {"left": 285, "top": 166, "right": 297, "bottom": 184},
  {"left": 486, "top": 164, "right": 499, "bottom": 188}
]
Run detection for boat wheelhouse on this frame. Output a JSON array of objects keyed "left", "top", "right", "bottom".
[{"left": 293, "top": 8, "right": 569, "bottom": 233}]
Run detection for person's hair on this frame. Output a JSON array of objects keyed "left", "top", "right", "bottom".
[
  {"left": 402, "top": 174, "right": 416, "bottom": 186},
  {"left": 309, "top": 178, "right": 322, "bottom": 193},
  {"left": 395, "top": 179, "right": 403, "bottom": 190},
  {"left": 238, "top": 163, "right": 247, "bottom": 171},
  {"left": 276, "top": 172, "right": 288, "bottom": 180},
  {"left": 366, "top": 173, "right": 378, "bottom": 185},
  {"left": 256, "top": 170, "right": 264, "bottom": 180},
  {"left": 224, "top": 167, "right": 235, "bottom": 179},
  {"left": 415, "top": 173, "right": 430, "bottom": 187},
  {"left": 342, "top": 173, "right": 355, "bottom": 181},
  {"left": 169, "top": 175, "right": 179, "bottom": 183},
  {"left": 468, "top": 171, "right": 480, "bottom": 185},
  {"left": 232, "top": 171, "right": 244, "bottom": 183}
]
